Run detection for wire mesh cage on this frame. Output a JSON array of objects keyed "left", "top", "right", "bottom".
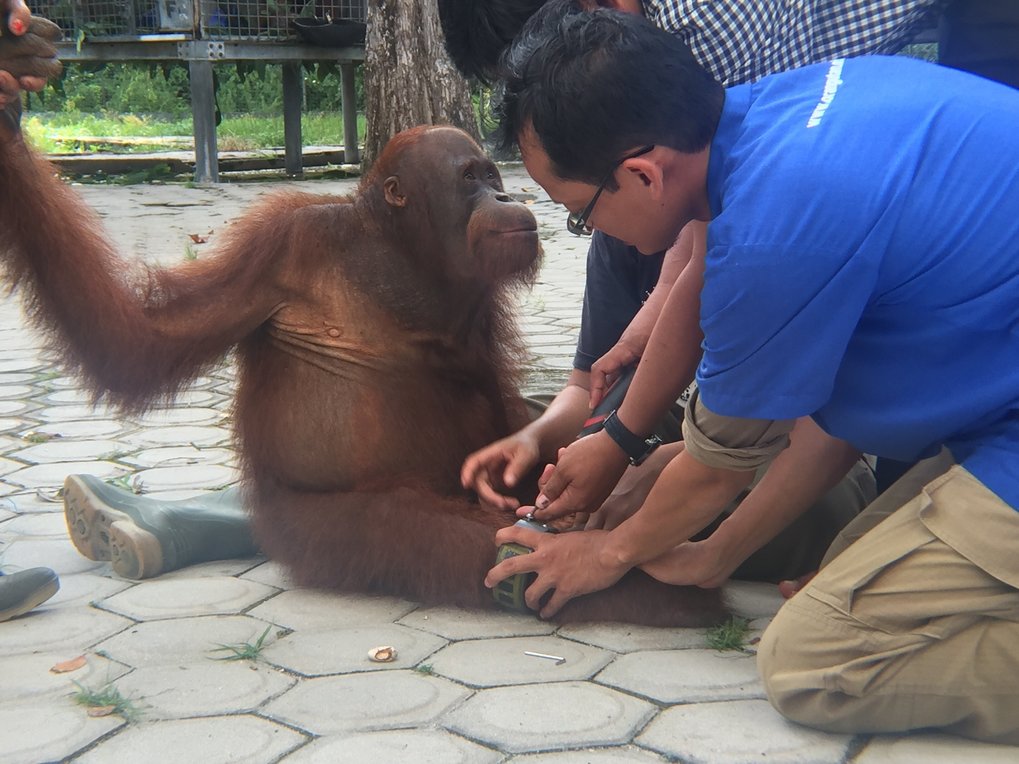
[
  {"left": 200, "top": 0, "right": 367, "bottom": 41},
  {"left": 35, "top": 0, "right": 367, "bottom": 42},
  {"left": 36, "top": 0, "right": 194, "bottom": 40}
]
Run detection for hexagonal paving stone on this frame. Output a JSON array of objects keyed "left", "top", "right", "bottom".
[
  {"left": 122, "top": 424, "right": 231, "bottom": 448},
  {"left": 156, "top": 557, "right": 265, "bottom": 581},
  {"left": 249, "top": 589, "right": 416, "bottom": 631},
  {"left": 121, "top": 445, "right": 236, "bottom": 469},
  {"left": 29, "top": 419, "right": 131, "bottom": 439},
  {"left": 113, "top": 661, "right": 295, "bottom": 720},
  {"left": 130, "top": 407, "right": 226, "bottom": 427},
  {"left": 9, "top": 439, "right": 128, "bottom": 464},
  {"left": 1, "top": 537, "right": 108, "bottom": 575},
  {"left": 2, "top": 606, "right": 133, "bottom": 656},
  {"left": 0, "top": 384, "right": 34, "bottom": 400},
  {"left": 34, "top": 404, "right": 121, "bottom": 422},
  {"left": 5, "top": 459, "right": 124, "bottom": 488},
  {"left": 264, "top": 671, "right": 470, "bottom": 735},
  {"left": 724, "top": 580, "right": 787, "bottom": 620},
  {"left": 428, "top": 635, "right": 612, "bottom": 687},
  {"left": 0, "top": 697, "right": 124, "bottom": 764},
  {"left": 854, "top": 733, "right": 1019, "bottom": 763},
  {"left": 99, "top": 576, "right": 276, "bottom": 620},
  {"left": 242, "top": 560, "right": 296, "bottom": 588},
  {"left": 263, "top": 624, "right": 447, "bottom": 676},
  {"left": 0, "top": 651, "right": 129, "bottom": 704},
  {"left": 0, "top": 509, "right": 69, "bottom": 537},
  {"left": 557, "top": 622, "right": 706, "bottom": 653},
  {"left": 75, "top": 715, "right": 305, "bottom": 763},
  {"left": 398, "top": 604, "right": 555, "bottom": 640},
  {"left": 446, "top": 681, "right": 656, "bottom": 754},
  {"left": 596, "top": 649, "right": 764, "bottom": 703},
  {"left": 283, "top": 730, "right": 502, "bottom": 764},
  {"left": 130, "top": 463, "right": 239, "bottom": 492},
  {"left": 48, "top": 572, "right": 132, "bottom": 608},
  {"left": 94, "top": 614, "right": 276, "bottom": 667},
  {"left": 0, "top": 456, "right": 24, "bottom": 477},
  {"left": 508, "top": 746, "right": 667, "bottom": 763},
  {"left": 637, "top": 699, "right": 852, "bottom": 763}
]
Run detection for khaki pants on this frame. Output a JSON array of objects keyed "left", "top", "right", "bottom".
[{"left": 758, "top": 452, "right": 1019, "bottom": 744}]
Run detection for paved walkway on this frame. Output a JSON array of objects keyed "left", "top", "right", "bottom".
[{"left": 1, "top": 167, "right": 1016, "bottom": 763}]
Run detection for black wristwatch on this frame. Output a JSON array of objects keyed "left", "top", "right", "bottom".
[{"left": 602, "top": 409, "right": 663, "bottom": 466}]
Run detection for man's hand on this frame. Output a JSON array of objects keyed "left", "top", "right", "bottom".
[
  {"left": 526, "top": 432, "right": 628, "bottom": 521},
  {"left": 638, "top": 537, "right": 736, "bottom": 589},
  {"left": 0, "top": 8, "right": 62, "bottom": 108},
  {"left": 461, "top": 431, "right": 542, "bottom": 510},
  {"left": 589, "top": 339, "right": 642, "bottom": 410},
  {"left": 485, "top": 525, "right": 630, "bottom": 619}
]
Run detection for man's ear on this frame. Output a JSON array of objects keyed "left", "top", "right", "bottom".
[
  {"left": 622, "top": 154, "right": 665, "bottom": 199},
  {"left": 383, "top": 176, "right": 408, "bottom": 207}
]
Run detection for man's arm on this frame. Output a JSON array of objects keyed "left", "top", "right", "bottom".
[{"left": 639, "top": 418, "right": 862, "bottom": 587}]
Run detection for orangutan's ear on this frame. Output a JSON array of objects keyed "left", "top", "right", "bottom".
[{"left": 383, "top": 176, "right": 407, "bottom": 207}]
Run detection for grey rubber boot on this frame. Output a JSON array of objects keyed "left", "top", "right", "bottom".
[
  {"left": 0, "top": 567, "right": 59, "bottom": 622},
  {"left": 63, "top": 475, "right": 258, "bottom": 580}
]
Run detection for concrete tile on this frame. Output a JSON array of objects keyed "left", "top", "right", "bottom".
[
  {"left": 725, "top": 580, "right": 788, "bottom": 619},
  {"left": 0, "top": 399, "right": 32, "bottom": 416},
  {"left": 262, "top": 624, "right": 447, "bottom": 676},
  {"left": 129, "top": 407, "right": 226, "bottom": 427},
  {"left": 156, "top": 556, "right": 265, "bottom": 580},
  {"left": 0, "top": 456, "right": 25, "bottom": 477},
  {"left": 0, "top": 384, "right": 35, "bottom": 400},
  {"left": 428, "top": 635, "right": 613, "bottom": 687},
  {"left": 445, "top": 681, "right": 656, "bottom": 754},
  {"left": 100, "top": 576, "right": 276, "bottom": 619},
  {"left": 130, "top": 463, "right": 239, "bottom": 492},
  {"left": 122, "top": 424, "right": 232, "bottom": 447},
  {"left": 637, "top": 699, "right": 853, "bottom": 763},
  {"left": 0, "top": 508, "right": 68, "bottom": 537},
  {"left": 8, "top": 438, "right": 127, "bottom": 464},
  {"left": 241, "top": 560, "right": 296, "bottom": 588},
  {"left": 265, "top": 671, "right": 471, "bottom": 735},
  {"left": 558, "top": 622, "right": 707, "bottom": 652},
  {"left": 114, "top": 661, "right": 295, "bottom": 719},
  {"left": 0, "top": 697, "right": 125, "bottom": 764},
  {"left": 29, "top": 419, "right": 132, "bottom": 438},
  {"left": 121, "top": 445, "right": 236, "bottom": 468},
  {"left": 509, "top": 746, "right": 667, "bottom": 763},
  {"left": 48, "top": 572, "right": 132, "bottom": 608},
  {"left": 0, "top": 650, "right": 130, "bottom": 703},
  {"left": 399, "top": 604, "right": 555, "bottom": 640},
  {"left": 283, "top": 730, "right": 503, "bottom": 763},
  {"left": 34, "top": 403, "right": 120, "bottom": 422},
  {"left": 4, "top": 459, "right": 124, "bottom": 488},
  {"left": 1, "top": 536, "right": 108, "bottom": 575},
  {"left": 854, "top": 733, "right": 1019, "bottom": 763},
  {"left": 250, "top": 588, "right": 416, "bottom": 630},
  {"left": 95, "top": 614, "right": 277, "bottom": 667},
  {"left": 596, "top": 649, "right": 764, "bottom": 703},
  {"left": 75, "top": 715, "right": 305, "bottom": 763},
  {"left": 1, "top": 605, "right": 133, "bottom": 656}
]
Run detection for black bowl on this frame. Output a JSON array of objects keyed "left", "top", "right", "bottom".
[{"left": 293, "top": 18, "right": 367, "bottom": 47}]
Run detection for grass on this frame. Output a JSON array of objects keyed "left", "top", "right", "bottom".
[
  {"left": 209, "top": 625, "right": 274, "bottom": 662},
  {"left": 22, "top": 112, "right": 366, "bottom": 154},
  {"left": 71, "top": 679, "right": 141, "bottom": 722},
  {"left": 705, "top": 616, "right": 752, "bottom": 652}
]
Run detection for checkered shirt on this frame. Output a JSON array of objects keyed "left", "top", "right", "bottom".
[{"left": 643, "top": 0, "right": 945, "bottom": 85}]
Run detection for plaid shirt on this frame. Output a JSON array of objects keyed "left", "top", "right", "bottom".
[{"left": 643, "top": 0, "right": 945, "bottom": 85}]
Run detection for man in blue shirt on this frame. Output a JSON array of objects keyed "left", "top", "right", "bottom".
[{"left": 486, "top": 2, "right": 1019, "bottom": 742}]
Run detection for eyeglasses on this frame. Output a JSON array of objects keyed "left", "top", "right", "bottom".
[{"left": 566, "top": 145, "right": 655, "bottom": 236}]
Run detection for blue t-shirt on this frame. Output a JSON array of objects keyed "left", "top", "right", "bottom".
[{"left": 699, "top": 55, "right": 1019, "bottom": 508}]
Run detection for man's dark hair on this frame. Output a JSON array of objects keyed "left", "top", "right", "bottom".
[
  {"left": 438, "top": 0, "right": 549, "bottom": 84},
  {"left": 495, "top": 2, "right": 725, "bottom": 187}
]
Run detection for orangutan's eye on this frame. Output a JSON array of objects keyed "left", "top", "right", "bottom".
[{"left": 463, "top": 170, "right": 476, "bottom": 181}]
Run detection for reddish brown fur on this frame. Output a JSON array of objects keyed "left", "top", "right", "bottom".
[{"left": 0, "top": 119, "right": 725, "bottom": 626}]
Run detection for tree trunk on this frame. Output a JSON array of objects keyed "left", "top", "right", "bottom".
[{"left": 362, "top": 0, "right": 479, "bottom": 169}]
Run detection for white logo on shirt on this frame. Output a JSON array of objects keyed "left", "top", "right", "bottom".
[{"left": 806, "top": 59, "right": 846, "bottom": 128}]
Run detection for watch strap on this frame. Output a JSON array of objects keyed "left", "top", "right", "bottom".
[{"left": 602, "top": 409, "right": 663, "bottom": 466}]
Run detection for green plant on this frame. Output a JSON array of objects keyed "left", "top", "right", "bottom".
[
  {"left": 71, "top": 679, "right": 140, "bottom": 722},
  {"left": 209, "top": 625, "right": 274, "bottom": 661},
  {"left": 184, "top": 242, "right": 198, "bottom": 261},
  {"left": 414, "top": 663, "right": 434, "bottom": 675},
  {"left": 705, "top": 616, "right": 752, "bottom": 651}
]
